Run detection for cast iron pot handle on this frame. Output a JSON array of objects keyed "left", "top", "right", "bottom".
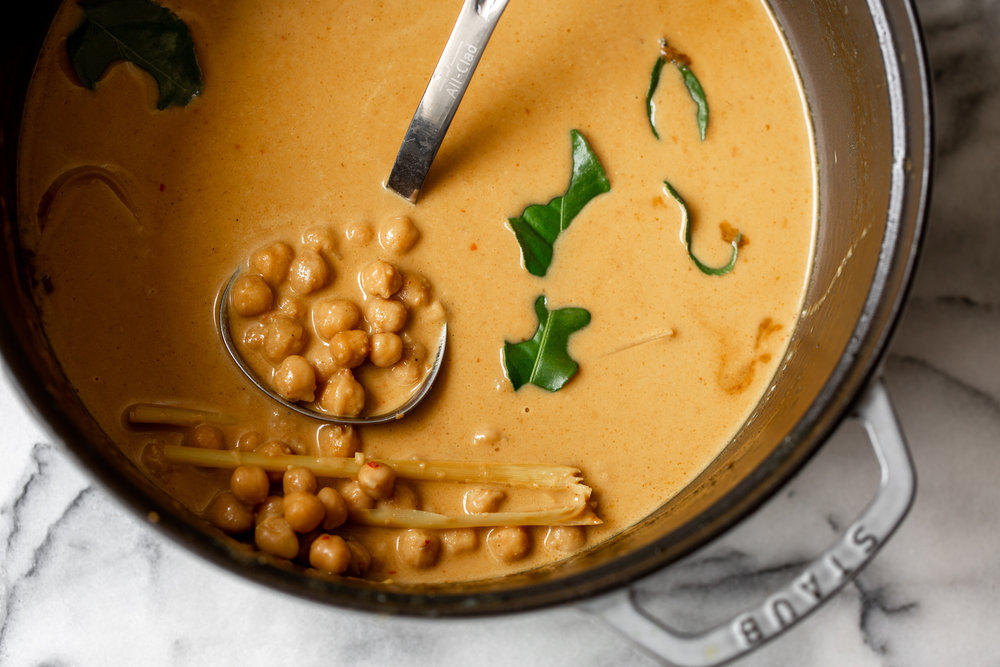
[{"left": 582, "top": 380, "right": 915, "bottom": 666}]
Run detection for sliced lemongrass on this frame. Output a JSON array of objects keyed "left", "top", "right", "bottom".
[
  {"left": 350, "top": 505, "right": 601, "bottom": 529},
  {"left": 602, "top": 329, "right": 676, "bottom": 357},
  {"left": 162, "top": 446, "right": 583, "bottom": 490},
  {"left": 127, "top": 404, "right": 237, "bottom": 427},
  {"left": 162, "top": 446, "right": 598, "bottom": 528}
]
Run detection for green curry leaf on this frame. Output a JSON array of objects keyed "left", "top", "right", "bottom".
[
  {"left": 646, "top": 56, "right": 668, "bottom": 140},
  {"left": 507, "top": 130, "right": 610, "bottom": 277},
  {"left": 67, "top": 0, "right": 203, "bottom": 110},
  {"left": 663, "top": 180, "right": 740, "bottom": 276},
  {"left": 503, "top": 295, "right": 591, "bottom": 392},
  {"left": 647, "top": 38, "right": 709, "bottom": 141},
  {"left": 679, "top": 62, "right": 709, "bottom": 141}
]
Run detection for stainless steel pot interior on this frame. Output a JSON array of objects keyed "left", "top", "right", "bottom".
[{"left": 0, "top": 0, "right": 930, "bottom": 616}]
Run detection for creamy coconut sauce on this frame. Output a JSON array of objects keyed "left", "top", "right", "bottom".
[{"left": 18, "top": 0, "right": 815, "bottom": 582}]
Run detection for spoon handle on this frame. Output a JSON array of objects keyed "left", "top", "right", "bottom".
[{"left": 385, "top": 0, "right": 510, "bottom": 203}]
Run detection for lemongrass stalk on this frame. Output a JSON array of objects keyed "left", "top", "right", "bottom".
[
  {"left": 162, "top": 446, "right": 583, "bottom": 490},
  {"left": 162, "top": 445, "right": 599, "bottom": 528},
  {"left": 350, "top": 506, "right": 602, "bottom": 529}
]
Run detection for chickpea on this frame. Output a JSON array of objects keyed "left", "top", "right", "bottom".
[
  {"left": 262, "top": 315, "right": 307, "bottom": 361},
  {"left": 343, "top": 219, "right": 373, "bottom": 245},
  {"left": 256, "top": 440, "right": 293, "bottom": 458},
  {"left": 283, "top": 466, "right": 317, "bottom": 495},
  {"left": 369, "top": 332, "right": 403, "bottom": 368},
  {"left": 300, "top": 349, "right": 332, "bottom": 383},
  {"left": 397, "top": 529, "right": 440, "bottom": 569},
  {"left": 345, "top": 538, "right": 372, "bottom": 577},
  {"left": 250, "top": 242, "right": 294, "bottom": 286},
  {"left": 205, "top": 491, "right": 253, "bottom": 534},
  {"left": 544, "top": 526, "right": 586, "bottom": 553},
  {"left": 230, "top": 274, "right": 273, "bottom": 317},
  {"left": 357, "top": 461, "right": 396, "bottom": 500},
  {"left": 241, "top": 323, "right": 265, "bottom": 349},
  {"left": 255, "top": 495, "right": 284, "bottom": 524},
  {"left": 320, "top": 369, "right": 365, "bottom": 417},
  {"left": 140, "top": 441, "right": 170, "bottom": 475},
  {"left": 425, "top": 300, "right": 447, "bottom": 325},
  {"left": 309, "top": 534, "right": 352, "bottom": 574},
  {"left": 270, "top": 355, "right": 317, "bottom": 402},
  {"left": 364, "top": 297, "right": 407, "bottom": 334},
  {"left": 486, "top": 526, "right": 531, "bottom": 563},
  {"left": 256, "top": 440, "right": 293, "bottom": 482},
  {"left": 378, "top": 215, "right": 419, "bottom": 254},
  {"left": 255, "top": 515, "right": 299, "bottom": 559},
  {"left": 328, "top": 330, "right": 370, "bottom": 369},
  {"left": 277, "top": 296, "right": 307, "bottom": 321},
  {"left": 283, "top": 491, "right": 326, "bottom": 533},
  {"left": 463, "top": 487, "right": 505, "bottom": 514},
  {"left": 313, "top": 298, "right": 361, "bottom": 340},
  {"left": 234, "top": 430, "right": 264, "bottom": 452},
  {"left": 288, "top": 249, "right": 330, "bottom": 294},
  {"left": 360, "top": 259, "right": 402, "bottom": 298},
  {"left": 338, "top": 479, "right": 376, "bottom": 511},
  {"left": 391, "top": 359, "right": 422, "bottom": 386},
  {"left": 317, "top": 486, "right": 349, "bottom": 530},
  {"left": 286, "top": 439, "right": 310, "bottom": 456},
  {"left": 230, "top": 465, "right": 269, "bottom": 505},
  {"left": 397, "top": 273, "right": 431, "bottom": 309},
  {"left": 378, "top": 482, "right": 419, "bottom": 510},
  {"left": 316, "top": 424, "right": 360, "bottom": 457},
  {"left": 188, "top": 423, "right": 225, "bottom": 450},
  {"left": 301, "top": 226, "right": 337, "bottom": 254},
  {"left": 441, "top": 529, "right": 479, "bottom": 555},
  {"left": 390, "top": 341, "right": 428, "bottom": 386}
]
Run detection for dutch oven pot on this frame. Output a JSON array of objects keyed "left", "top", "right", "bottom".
[{"left": 0, "top": 0, "right": 931, "bottom": 664}]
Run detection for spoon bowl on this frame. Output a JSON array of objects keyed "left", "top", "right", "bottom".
[{"left": 217, "top": 270, "right": 447, "bottom": 425}]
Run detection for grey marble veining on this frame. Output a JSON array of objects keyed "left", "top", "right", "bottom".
[{"left": 3, "top": 0, "right": 1000, "bottom": 664}]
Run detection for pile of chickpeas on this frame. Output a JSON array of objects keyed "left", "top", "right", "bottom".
[
  {"left": 227, "top": 215, "right": 441, "bottom": 417},
  {"left": 171, "top": 216, "right": 588, "bottom": 577},
  {"left": 184, "top": 418, "right": 585, "bottom": 576},
  {"left": 204, "top": 443, "right": 393, "bottom": 575}
]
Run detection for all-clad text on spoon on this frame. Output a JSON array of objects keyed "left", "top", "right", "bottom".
[
  {"left": 385, "top": 0, "right": 510, "bottom": 202},
  {"left": 218, "top": 269, "right": 447, "bottom": 426}
]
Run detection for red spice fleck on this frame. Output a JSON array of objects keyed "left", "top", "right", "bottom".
[
  {"left": 366, "top": 461, "right": 380, "bottom": 469},
  {"left": 470, "top": 243, "right": 478, "bottom": 251},
  {"left": 159, "top": 183, "right": 166, "bottom": 192}
]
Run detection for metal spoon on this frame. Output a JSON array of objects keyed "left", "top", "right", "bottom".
[
  {"left": 218, "top": 0, "right": 500, "bottom": 420},
  {"left": 385, "top": 0, "right": 510, "bottom": 202},
  {"left": 218, "top": 271, "right": 447, "bottom": 425}
]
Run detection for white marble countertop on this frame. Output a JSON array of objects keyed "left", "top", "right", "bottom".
[{"left": 3, "top": 0, "right": 998, "bottom": 664}]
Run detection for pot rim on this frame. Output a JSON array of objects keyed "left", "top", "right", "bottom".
[{"left": 0, "top": 0, "right": 933, "bottom": 617}]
